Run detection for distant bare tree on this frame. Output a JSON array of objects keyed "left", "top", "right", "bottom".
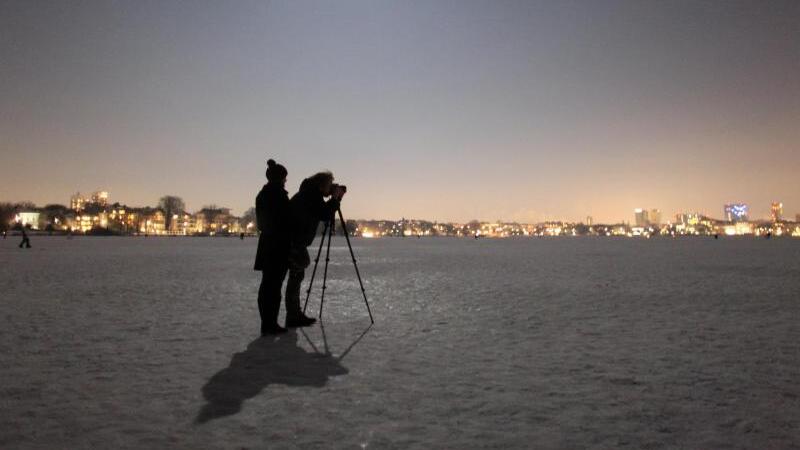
[
  {"left": 15, "top": 201, "right": 37, "bottom": 211},
  {"left": 159, "top": 195, "right": 186, "bottom": 230},
  {"left": 0, "top": 202, "right": 15, "bottom": 231},
  {"left": 241, "top": 207, "right": 256, "bottom": 229}
]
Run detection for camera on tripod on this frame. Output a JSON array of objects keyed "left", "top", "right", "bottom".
[
  {"left": 302, "top": 198, "right": 374, "bottom": 324},
  {"left": 330, "top": 183, "right": 347, "bottom": 200}
]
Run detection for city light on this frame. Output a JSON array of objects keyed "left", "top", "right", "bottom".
[{"left": 3, "top": 191, "right": 798, "bottom": 239}]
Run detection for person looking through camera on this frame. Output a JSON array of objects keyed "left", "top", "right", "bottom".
[{"left": 284, "top": 171, "right": 346, "bottom": 327}]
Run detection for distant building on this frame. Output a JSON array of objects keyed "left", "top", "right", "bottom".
[
  {"left": 634, "top": 209, "right": 648, "bottom": 227},
  {"left": 724, "top": 203, "right": 748, "bottom": 223},
  {"left": 195, "top": 207, "right": 238, "bottom": 234},
  {"left": 676, "top": 213, "right": 702, "bottom": 226},
  {"left": 15, "top": 211, "right": 41, "bottom": 229},
  {"left": 723, "top": 222, "right": 754, "bottom": 236},
  {"left": 70, "top": 192, "right": 87, "bottom": 211},
  {"left": 648, "top": 209, "right": 662, "bottom": 226},
  {"left": 771, "top": 202, "right": 783, "bottom": 222},
  {"left": 633, "top": 208, "right": 660, "bottom": 227},
  {"left": 107, "top": 207, "right": 138, "bottom": 234},
  {"left": 168, "top": 212, "right": 196, "bottom": 235},
  {"left": 91, "top": 191, "right": 109, "bottom": 207},
  {"left": 585, "top": 216, "right": 593, "bottom": 226},
  {"left": 140, "top": 209, "right": 165, "bottom": 234}
]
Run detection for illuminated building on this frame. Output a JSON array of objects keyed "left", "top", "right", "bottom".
[
  {"left": 723, "top": 222, "right": 754, "bottom": 236},
  {"left": 15, "top": 211, "right": 41, "bottom": 229},
  {"left": 91, "top": 191, "right": 109, "bottom": 207},
  {"left": 70, "top": 192, "right": 87, "bottom": 211},
  {"left": 724, "top": 203, "right": 748, "bottom": 222},
  {"left": 139, "top": 210, "right": 166, "bottom": 234},
  {"left": 634, "top": 209, "right": 648, "bottom": 227},
  {"left": 648, "top": 209, "right": 662, "bottom": 226},
  {"left": 633, "top": 208, "right": 660, "bottom": 227},
  {"left": 771, "top": 202, "right": 783, "bottom": 222},
  {"left": 585, "top": 216, "right": 593, "bottom": 226},
  {"left": 168, "top": 212, "right": 196, "bottom": 235},
  {"left": 194, "top": 207, "right": 240, "bottom": 235},
  {"left": 107, "top": 207, "right": 138, "bottom": 233}
]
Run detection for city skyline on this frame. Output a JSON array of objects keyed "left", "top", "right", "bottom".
[
  {"left": 2, "top": 188, "right": 796, "bottom": 226},
  {"left": 2, "top": 1, "right": 799, "bottom": 223}
]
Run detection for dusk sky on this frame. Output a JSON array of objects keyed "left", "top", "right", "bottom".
[{"left": 2, "top": 1, "right": 798, "bottom": 223}]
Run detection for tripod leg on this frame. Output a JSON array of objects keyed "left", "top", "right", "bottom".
[
  {"left": 303, "top": 221, "right": 329, "bottom": 314},
  {"left": 338, "top": 208, "right": 374, "bottom": 324},
  {"left": 318, "top": 215, "right": 335, "bottom": 320}
]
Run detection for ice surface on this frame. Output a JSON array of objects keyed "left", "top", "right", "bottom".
[{"left": 1, "top": 236, "right": 799, "bottom": 448}]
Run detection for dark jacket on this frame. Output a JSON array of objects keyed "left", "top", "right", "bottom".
[
  {"left": 289, "top": 178, "right": 340, "bottom": 248},
  {"left": 253, "top": 183, "right": 291, "bottom": 271}
]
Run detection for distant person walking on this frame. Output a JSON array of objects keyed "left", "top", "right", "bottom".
[
  {"left": 254, "top": 159, "right": 292, "bottom": 335},
  {"left": 18, "top": 226, "right": 31, "bottom": 248},
  {"left": 285, "top": 171, "right": 345, "bottom": 328}
]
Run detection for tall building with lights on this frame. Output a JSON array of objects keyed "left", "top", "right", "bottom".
[
  {"left": 91, "top": 191, "right": 109, "bottom": 207},
  {"left": 648, "top": 209, "right": 662, "bottom": 226},
  {"left": 634, "top": 208, "right": 660, "bottom": 227},
  {"left": 634, "top": 209, "right": 648, "bottom": 227},
  {"left": 770, "top": 202, "right": 783, "bottom": 222},
  {"left": 724, "top": 203, "right": 748, "bottom": 223},
  {"left": 70, "top": 192, "right": 87, "bottom": 211}
]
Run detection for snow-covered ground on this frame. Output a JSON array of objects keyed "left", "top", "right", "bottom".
[{"left": 1, "top": 236, "right": 799, "bottom": 449}]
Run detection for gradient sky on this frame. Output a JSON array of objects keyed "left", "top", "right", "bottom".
[{"left": 2, "top": 0, "right": 798, "bottom": 223}]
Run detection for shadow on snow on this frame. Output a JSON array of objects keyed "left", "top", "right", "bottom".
[{"left": 195, "top": 323, "right": 371, "bottom": 424}]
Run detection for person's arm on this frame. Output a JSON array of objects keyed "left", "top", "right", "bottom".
[
  {"left": 322, "top": 197, "right": 340, "bottom": 219},
  {"left": 255, "top": 192, "right": 268, "bottom": 232}
]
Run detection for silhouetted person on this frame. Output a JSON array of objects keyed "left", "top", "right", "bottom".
[
  {"left": 195, "top": 329, "right": 347, "bottom": 424},
  {"left": 2, "top": 230, "right": 6, "bottom": 239},
  {"left": 18, "top": 226, "right": 31, "bottom": 248},
  {"left": 285, "top": 171, "right": 345, "bottom": 327},
  {"left": 254, "top": 159, "right": 291, "bottom": 335}
]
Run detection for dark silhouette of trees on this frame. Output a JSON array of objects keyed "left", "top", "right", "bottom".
[
  {"left": 0, "top": 202, "right": 37, "bottom": 231},
  {"left": 0, "top": 203, "right": 15, "bottom": 231},
  {"left": 159, "top": 195, "right": 185, "bottom": 230},
  {"left": 241, "top": 207, "right": 256, "bottom": 229}
]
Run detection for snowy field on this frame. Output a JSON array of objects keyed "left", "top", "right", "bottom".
[{"left": 1, "top": 235, "right": 799, "bottom": 449}]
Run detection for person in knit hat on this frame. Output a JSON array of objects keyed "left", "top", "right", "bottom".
[{"left": 253, "top": 159, "right": 291, "bottom": 334}]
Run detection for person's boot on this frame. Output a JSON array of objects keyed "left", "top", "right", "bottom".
[
  {"left": 285, "top": 313, "right": 317, "bottom": 328},
  {"left": 261, "top": 323, "right": 288, "bottom": 335}
]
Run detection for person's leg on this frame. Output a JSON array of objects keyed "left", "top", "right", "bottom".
[
  {"left": 259, "top": 262, "right": 288, "bottom": 334},
  {"left": 257, "top": 271, "right": 271, "bottom": 329},
  {"left": 285, "top": 246, "right": 314, "bottom": 325},
  {"left": 266, "top": 261, "right": 287, "bottom": 327},
  {"left": 284, "top": 248, "right": 305, "bottom": 320}
]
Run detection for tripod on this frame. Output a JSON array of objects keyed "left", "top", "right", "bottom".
[{"left": 302, "top": 208, "right": 374, "bottom": 324}]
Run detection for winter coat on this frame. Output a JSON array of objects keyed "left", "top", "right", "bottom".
[
  {"left": 289, "top": 179, "right": 340, "bottom": 248},
  {"left": 253, "top": 182, "right": 291, "bottom": 271}
]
